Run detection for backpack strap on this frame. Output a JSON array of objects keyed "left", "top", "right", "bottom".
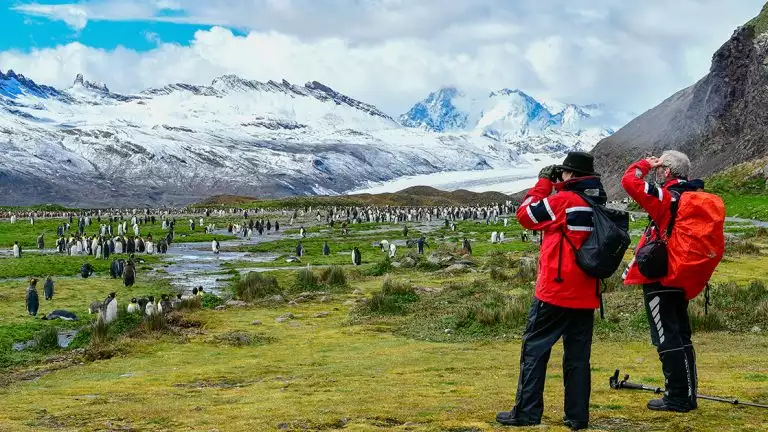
[{"left": 665, "top": 190, "right": 683, "bottom": 238}]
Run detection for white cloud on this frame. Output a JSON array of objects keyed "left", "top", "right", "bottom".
[
  {"left": 14, "top": 3, "right": 89, "bottom": 30},
  {"left": 5, "top": 0, "right": 767, "bottom": 116}
]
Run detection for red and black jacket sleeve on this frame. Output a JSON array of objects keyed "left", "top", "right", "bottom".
[{"left": 621, "top": 160, "right": 673, "bottom": 228}]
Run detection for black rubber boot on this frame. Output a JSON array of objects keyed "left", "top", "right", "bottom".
[{"left": 496, "top": 411, "right": 538, "bottom": 427}]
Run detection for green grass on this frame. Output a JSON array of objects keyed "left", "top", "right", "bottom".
[
  {"left": 0, "top": 275, "right": 175, "bottom": 368},
  {"left": 0, "top": 254, "right": 163, "bottom": 279},
  {"left": 746, "top": 2, "right": 768, "bottom": 36}
]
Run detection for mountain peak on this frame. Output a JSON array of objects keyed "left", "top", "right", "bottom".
[
  {"left": 72, "top": 73, "right": 109, "bottom": 92},
  {"left": 399, "top": 86, "right": 469, "bottom": 131}
]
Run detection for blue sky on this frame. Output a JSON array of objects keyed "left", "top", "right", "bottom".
[{"left": 0, "top": 0, "right": 765, "bottom": 115}]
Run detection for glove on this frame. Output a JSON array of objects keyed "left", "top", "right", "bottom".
[{"left": 538, "top": 165, "right": 557, "bottom": 180}]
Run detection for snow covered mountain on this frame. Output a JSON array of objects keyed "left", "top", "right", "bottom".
[
  {"left": 0, "top": 70, "right": 533, "bottom": 207},
  {"left": 400, "top": 87, "right": 627, "bottom": 154}
]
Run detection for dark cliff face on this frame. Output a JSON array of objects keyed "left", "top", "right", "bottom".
[{"left": 592, "top": 22, "right": 768, "bottom": 196}]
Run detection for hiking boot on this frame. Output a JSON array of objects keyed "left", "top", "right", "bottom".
[
  {"left": 496, "top": 411, "right": 538, "bottom": 427},
  {"left": 563, "top": 418, "right": 589, "bottom": 430},
  {"left": 647, "top": 398, "right": 693, "bottom": 412}
]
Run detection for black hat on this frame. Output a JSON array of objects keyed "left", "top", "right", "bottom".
[{"left": 555, "top": 151, "right": 599, "bottom": 176}]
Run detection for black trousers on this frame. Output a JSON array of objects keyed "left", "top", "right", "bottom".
[
  {"left": 511, "top": 299, "right": 594, "bottom": 424},
  {"left": 643, "top": 283, "right": 698, "bottom": 409}
]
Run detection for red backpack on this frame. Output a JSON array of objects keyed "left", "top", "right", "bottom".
[{"left": 662, "top": 191, "right": 726, "bottom": 300}]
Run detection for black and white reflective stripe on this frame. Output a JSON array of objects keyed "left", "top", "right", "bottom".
[
  {"left": 649, "top": 296, "right": 665, "bottom": 344},
  {"left": 522, "top": 196, "right": 533, "bottom": 207},
  {"left": 644, "top": 182, "right": 664, "bottom": 201},
  {"left": 527, "top": 198, "right": 555, "bottom": 224},
  {"left": 565, "top": 206, "right": 593, "bottom": 232}
]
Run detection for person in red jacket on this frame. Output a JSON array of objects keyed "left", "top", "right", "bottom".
[
  {"left": 621, "top": 150, "right": 703, "bottom": 413},
  {"left": 496, "top": 152, "right": 604, "bottom": 430}
]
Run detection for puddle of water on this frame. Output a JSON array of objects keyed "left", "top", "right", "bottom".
[{"left": 12, "top": 330, "right": 80, "bottom": 351}]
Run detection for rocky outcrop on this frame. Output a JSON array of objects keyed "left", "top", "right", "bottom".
[{"left": 593, "top": 8, "right": 768, "bottom": 196}]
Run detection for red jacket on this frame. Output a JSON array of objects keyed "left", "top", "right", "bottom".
[
  {"left": 516, "top": 176, "right": 605, "bottom": 310},
  {"left": 621, "top": 159, "right": 701, "bottom": 286}
]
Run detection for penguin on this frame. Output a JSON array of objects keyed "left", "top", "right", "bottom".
[
  {"left": 352, "top": 247, "right": 361, "bottom": 266},
  {"left": 417, "top": 236, "right": 427, "bottom": 255},
  {"left": 212, "top": 239, "right": 220, "bottom": 254},
  {"left": 403, "top": 225, "right": 409, "bottom": 237},
  {"left": 462, "top": 238, "right": 472, "bottom": 256},
  {"left": 42, "top": 310, "right": 78, "bottom": 321},
  {"left": 137, "top": 297, "right": 149, "bottom": 312},
  {"left": 389, "top": 242, "right": 397, "bottom": 259},
  {"left": 37, "top": 234, "right": 44, "bottom": 250},
  {"left": 197, "top": 287, "right": 204, "bottom": 297},
  {"left": 123, "top": 261, "right": 136, "bottom": 287},
  {"left": 300, "top": 227, "right": 306, "bottom": 238},
  {"left": 127, "top": 298, "right": 140, "bottom": 314},
  {"left": 102, "top": 292, "right": 117, "bottom": 324},
  {"left": 323, "top": 241, "right": 330, "bottom": 256},
  {"left": 192, "top": 287, "right": 198, "bottom": 296},
  {"left": 80, "top": 263, "right": 94, "bottom": 279},
  {"left": 380, "top": 240, "right": 389, "bottom": 252},
  {"left": 88, "top": 300, "right": 103, "bottom": 315},
  {"left": 13, "top": 241, "right": 21, "bottom": 258},
  {"left": 43, "top": 276, "right": 54, "bottom": 300},
  {"left": 144, "top": 296, "right": 156, "bottom": 315},
  {"left": 490, "top": 232, "right": 498, "bottom": 244},
  {"left": 171, "top": 293, "right": 182, "bottom": 309},
  {"left": 26, "top": 279, "right": 39, "bottom": 316},
  {"left": 499, "top": 232, "right": 505, "bottom": 242},
  {"left": 296, "top": 242, "right": 304, "bottom": 257},
  {"left": 158, "top": 294, "right": 173, "bottom": 315}
]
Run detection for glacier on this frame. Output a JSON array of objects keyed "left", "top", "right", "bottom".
[{"left": 0, "top": 70, "right": 623, "bottom": 206}]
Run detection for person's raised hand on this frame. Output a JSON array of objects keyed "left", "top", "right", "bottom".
[
  {"left": 538, "top": 165, "right": 557, "bottom": 180},
  {"left": 645, "top": 156, "right": 662, "bottom": 168}
]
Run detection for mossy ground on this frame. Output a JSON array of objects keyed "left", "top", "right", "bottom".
[{"left": 0, "top": 212, "right": 767, "bottom": 431}]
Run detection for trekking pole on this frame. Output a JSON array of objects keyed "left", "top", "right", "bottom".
[{"left": 609, "top": 370, "right": 768, "bottom": 409}]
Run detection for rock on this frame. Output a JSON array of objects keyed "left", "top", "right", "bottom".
[
  {"left": 427, "top": 254, "right": 442, "bottom": 265},
  {"left": 352, "top": 289, "right": 363, "bottom": 295},
  {"left": 444, "top": 328, "right": 453, "bottom": 334},
  {"left": 454, "top": 259, "right": 474, "bottom": 266},
  {"left": 319, "top": 296, "right": 331, "bottom": 303},
  {"left": 391, "top": 261, "right": 402, "bottom": 268},
  {"left": 343, "top": 300, "right": 357, "bottom": 306},
  {"left": 225, "top": 300, "right": 248, "bottom": 307},
  {"left": 400, "top": 256, "right": 417, "bottom": 268},
  {"left": 312, "top": 312, "right": 329, "bottom": 318},
  {"left": 751, "top": 326, "right": 761, "bottom": 333},
  {"left": 357, "top": 297, "right": 369, "bottom": 304},
  {"left": 214, "top": 305, "right": 227, "bottom": 311},
  {"left": 293, "top": 297, "right": 306, "bottom": 303},
  {"left": 439, "top": 256, "right": 454, "bottom": 265},
  {"left": 442, "top": 263, "right": 470, "bottom": 273},
  {"left": 251, "top": 320, "right": 262, "bottom": 326},
  {"left": 270, "top": 294, "right": 285, "bottom": 303},
  {"left": 276, "top": 313, "right": 294, "bottom": 323},
  {"left": 288, "top": 301, "right": 298, "bottom": 306}
]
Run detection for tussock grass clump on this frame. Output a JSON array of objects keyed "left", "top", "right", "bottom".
[
  {"left": 754, "top": 227, "right": 768, "bottom": 238},
  {"left": 365, "top": 257, "right": 392, "bottom": 276},
  {"left": 234, "top": 272, "right": 281, "bottom": 301},
  {"left": 455, "top": 293, "right": 529, "bottom": 330},
  {"left": 174, "top": 296, "right": 202, "bottom": 312},
  {"left": 485, "top": 251, "right": 514, "bottom": 269},
  {"left": 726, "top": 239, "right": 761, "bottom": 255},
  {"left": 293, "top": 267, "right": 320, "bottom": 291},
  {"left": 689, "top": 302, "right": 726, "bottom": 332},
  {"left": 362, "top": 276, "right": 418, "bottom": 315},
  {"left": 320, "top": 266, "right": 348, "bottom": 288},
  {"left": 142, "top": 312, "right": 169, "bottom": 333},
  {"left": 201, "top": 293, "right": 224, "bottom": 309},
  {"left": 33, "top": 327, "right": 59, "bottom": 351},
  {"left": 91, "top": 316, "right": 109, "bottom": 345}
]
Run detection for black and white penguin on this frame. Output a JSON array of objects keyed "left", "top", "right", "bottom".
[
  {"left": 144, "top": 296, "right": 156, "bottom": 315},
  {"left": 296, "top": 242, "right": 304, "bottom": 257},
  {"left": 43, "top": 276, "right": 54, "bottom": 301},
  {"left": 42, "top": 310, "right": 78, "bottom": 321},
  {"left": 26, "top": 279, "right": 39, "bottom": 316},
  {"left": 127, "top": 298, "right": 140, "bottom": 314},
  {"left": 352, "top": 247, "right": 361, "bottom": 266},
  {"left": 103, "top": 292, "right": 117, "bottom": 324},
  {"left": 158, "top": 294, "right": 173, "bottom": 315},
  {"left": 212, "top": 239, "right": 220, "bottom": 254},
  {"left": 137, "top": 297, "right": 149, "bottom": 312},
  {"left": 462, "top": 238, "right": 472, "bottom": 255},
  {"left": 322, "top": 241, "right": 330, "bottom": 256},
  {"left": 80, "top": 263, "right": 94, "bottom": 278},
  {"left": 37, "top": 234, "right": 44, "bottom": 250},
  {"left": 123, "top": 261, "right": 136, "bottom": 287}
]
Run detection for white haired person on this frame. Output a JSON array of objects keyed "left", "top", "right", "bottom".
[{"left": 621, "top": 150, "right": 725, "bottom": 412}]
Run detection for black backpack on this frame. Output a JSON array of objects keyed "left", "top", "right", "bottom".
[{"left": 558, "top": 192, "right": 631, "bottom": 317}]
